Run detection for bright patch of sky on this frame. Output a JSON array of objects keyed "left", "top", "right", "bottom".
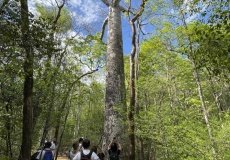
[
  {"left": 181, "top": 0, "right": 209, "bottom": 23},
  {"left": 29, "top": 0, "right": 105, "bottom": 24},
  {"left": 66, "top": 0, "right": 104, "bottom": 24}
]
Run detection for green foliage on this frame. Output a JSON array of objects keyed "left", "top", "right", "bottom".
[
  {"left": 194, "top": 23, "right": 230, "bottom": 77},
  {"left": 175, "top": 20, "right": 230, "bottom": 79},
  {"left": 0, "top": 156, "right": 10, "bottom": 160},
  {"left": 133, "top": 7, "right": 230, "bottom": 157},
  {"left": 35, "top": 3, "right": 72, "bottom": 32},
  {"left": 172, "top": 0, "right": 184, "bottom": 8},
  {"left": 62, "top": 81, "right": 105, "bottom": 147},
  {"left": 1, "top": 0, "right": 74, "bottom": 157},
  {"left": 67, "top": 34, "right": 106, "bottom": 70}
]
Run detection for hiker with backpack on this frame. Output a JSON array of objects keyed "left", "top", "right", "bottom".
[
  {"left": 73, "top": 139, "right": 99, "bottom": 160},
  {"left": 36, "top": 142, "right": 54, "bottom": 160},
  {"left": 108, "top": 137, "right": 122, "bottom": 160}
]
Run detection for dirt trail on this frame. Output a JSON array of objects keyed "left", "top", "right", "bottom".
[{"left": 57, "top": 156, "right": 69, "bottom": 160}]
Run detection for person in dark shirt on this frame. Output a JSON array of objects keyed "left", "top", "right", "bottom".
[{"left": 108, "top": 137, "right": 122, "bottom": 160}]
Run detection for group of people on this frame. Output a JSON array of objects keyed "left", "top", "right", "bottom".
[
  {"left": 32, "top": 137, "right": 121, "bottom": 160},
  {"left": 69, "top": 137, "right": 122, "bottom": 160},
  {"left": 32, "top": 138, "right": 57, "bottom": 160}
]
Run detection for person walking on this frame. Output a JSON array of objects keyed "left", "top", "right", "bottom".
[
  {"left": 69, "top": 141, "right": 79, "bottom": 160},
  {"left": 50, "top": 137, "right": 57, "bottom": 156},
  {"left": 68, "top": 137, "right": 84, "bottom": 159},
  {"left": 36, "top": 142, "right": 53, "bottom": 160}
]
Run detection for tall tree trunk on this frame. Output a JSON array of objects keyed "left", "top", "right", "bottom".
[
  {"left": 128, "top": 19, "right": 136, "bottom": 160},
  {"left": 102, "top": 0, "right": 126, "bottom": 157},
  {"left": 128, "top": 1, "right": 147, "bottom": 159},
  {"left": 136, "top": 22, "right": 144, "bottom": 160},
  {"left": 18, "top": 0, "right": 34, "bottom": 159},
  {"left": 191, "top": 59, "right": 217, "bottom": 156}
]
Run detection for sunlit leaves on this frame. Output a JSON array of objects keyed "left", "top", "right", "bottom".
[
  {"left": 177, "top": 21, "right": 230, "bottom": 77},
  {"left": 35, "top": 3, "right": 72, "bottom": 33},
  {"left": 68, "top": 34, "right": 106, "bottom": 71}
]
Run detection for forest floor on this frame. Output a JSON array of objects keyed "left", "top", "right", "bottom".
[{"left": 57, "top": 156, "right": 68, "bottom": 160}]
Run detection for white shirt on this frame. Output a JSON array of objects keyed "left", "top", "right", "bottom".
[
  {"left": 70, "top": 150, "right": 79, "bottom": 160},
  {"left": 73, "top": 149, "right": 99, "bottom": 160},
  {"left": 50, "top": 141, "right": 56, "bottom": 155},
  {"left": 36, "top": 148, "right": 53, "bottom": 160}
]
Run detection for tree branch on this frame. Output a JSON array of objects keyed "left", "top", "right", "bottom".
[
  {"left": 101, "top": 0, "right": 111, "bottom": 7},
  {"left": 100, "top": 16, "right": 108, "bottom": 40},
  {"left": 70, "top": 69, "right": 99, "bottom": 88},
  {"left": 131, "top": 0, "right": 148, "bottom": 22},
  {"left": 53, "top": 0, "right": 66, "bottom": 24},
  {"left": 118, "top": 4, "right": 131, "bottom": 13},
  {"left": 78, "top": 69, "right": 99, "bottom": 81},
  {"left": 129, "top": 0, "right": 148, "bottom": 57}
]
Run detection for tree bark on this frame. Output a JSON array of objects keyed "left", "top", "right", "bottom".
[
  {"left": 191, "top": 59, "right": 217, "bottom": 157},
  {"left": 128, "top": 19, "right": 136, "bottom": 160},
  {"left": 128, "top": 1, "right": 147, "bottom": 159},
  {"left": 102, "top": 0, "right": 126, "bottom": 158},
  {"left": 18, "top": 0, "right": 34, "bottom": 159},
  {"left": 136, "top": 21, "right": 145, "bottom": 160}
]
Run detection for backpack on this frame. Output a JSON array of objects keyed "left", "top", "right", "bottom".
[
  {"left": 31, "top": 151, "right": 39, "bottom": 160},
  {"left": 80, "top": 150, "right": 93, "bottom": 160},
  {"left": 109, "top": 151, "right": 119, "bottom": 160},
  {"left": 42, "top": 149, "right": 53, "bottom": 160}
]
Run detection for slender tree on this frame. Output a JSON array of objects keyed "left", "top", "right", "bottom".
[
  {"left": 127, "top": 1, "right": 148, "bottom": 159},
  {"left": 135, "top": 21, "right": 145, "bottom": 160},
  {"left": 181, "top": 14, "right": 217, "bottom": 159},
  {"left": 18, "top": 0, "right": 34, "bottom": 159}
]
